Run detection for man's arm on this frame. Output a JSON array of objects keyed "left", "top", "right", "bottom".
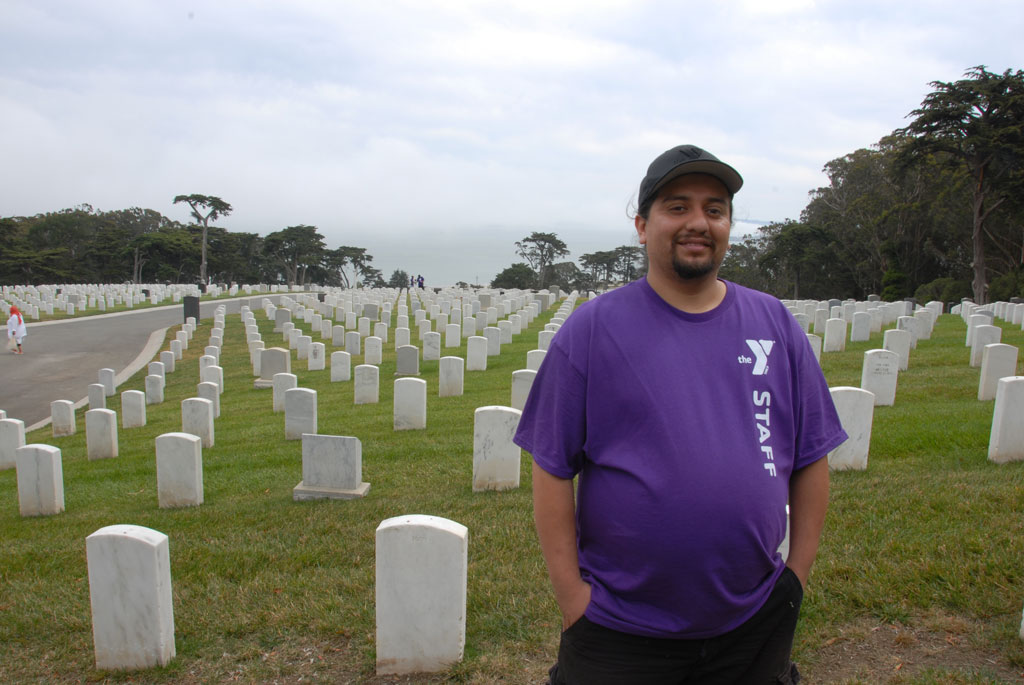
[
  {"left": 785, "top": 456, "right": 830, "bottom": 589},
  {"left": 533, "top": 461, "right": 591, "bottom": 629}
]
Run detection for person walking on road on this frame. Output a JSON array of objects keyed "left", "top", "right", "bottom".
[{"left": 7, "top": 305, "right": 27, "bottom": 354}]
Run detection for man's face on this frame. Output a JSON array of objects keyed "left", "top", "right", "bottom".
[{"left": 634, "top": 173, "right": 732, "bottom": 283}]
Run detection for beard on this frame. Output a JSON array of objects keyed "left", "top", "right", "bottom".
[{"left": 672, "top": 254, "right": 717, "bottom": 280}]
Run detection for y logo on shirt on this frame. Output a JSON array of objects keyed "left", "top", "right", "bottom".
[{"left": 740, "top": 339, "right": 775, "bottom": 375}]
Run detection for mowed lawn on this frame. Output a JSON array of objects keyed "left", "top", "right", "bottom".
[{"left": 1, "top": 299, "right": 1023, "bottom": 684}]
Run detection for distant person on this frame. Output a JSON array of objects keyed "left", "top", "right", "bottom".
[
  {"left": 410, "top": 276, "right": 416, "bottom": 288},
  {"left": 417, "top": 274, "right": 425, "bottom": 289},
  {"left": 515, "top": 144, "right": 847, "bottom": 684},
  {"left": 7, "top": 305, "right": 27, "bottom": 354}
]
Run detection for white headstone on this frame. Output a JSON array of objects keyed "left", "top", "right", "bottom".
[
  {"left": 148, "top": 361, "right": 165, "bottom": 379},
  {"left": 88, "top": 383, "right": 107, "bottom": 411},
  {"left": 332, "top": 324, "right": 346, "bottom": 347},
  {"left": 293, "top": 434, "right": 370, "bottom": 500},
  {"left": 537, "top": 329, "right": 555, "bottom": 351},
  {"left": 850, "top": 311, "right": 871, "bottom": 342},
  {"left": 86, "top": 409, "right": 118, "bottom": 460},
  {"left": 296, "top": 334, "right": 312, "bottom": 360},
  {"left": 197, "top": 381, "right": 220, "bottom": 418},
  {"left": 51, "top": 399, "right": 76, "bottom": 437},
  {"left": 393, "top": 378, "right": 427, "bottom": 431},
  {"left": 345, "top": 330, "right": 361, "bottom": 356},
  {"left": 309, "top": 342, "right": 326, "bottom": 371},
  {"left": 511, "top": 369, "right": 537, "bottom": 411},
  {"left": 913, "top": 309, "right": 934, "bottom": 339},
  {"left": 15, "top": 444, "right": 64, "bottom": 516},
  {"left": 364, "top": 336, "right": 383, "bottom": 365},
  {"left": 445, "top": 323, "right": 461, "bottom": 348},
  {"left": 394, "top": 327, "right": 411, "bottom": 349},
  {"left": 979, "top": 343, "right": 1019, "bottom": 401},
  {"left": 395, "top": 345, "right": 420, "bottom": 376},
  {"left": 860, "top": 349, "right": 899, "bottom": 406},
  {"left": 274, "top": 307, "right": 291, "bottom": 332},
  {"left": 467, "top": 336, "right": 487, "bottom": 371},
  {"left": 201, "top": 365, "right": 224, "bottom": 395},
  {"left": 970, "top": 324, "right": 1001, "bottom": 367},
  {"left": 883, "top": 328, "right": 911, "bottom": 372},
  {"left": 423, "top": 332, "right": 441, "bottom": 361},
  {"left": 181, "top": 397, "right": 214, "bottom": 448},
  {"left": 145, "top": 375, "right": 165, "bottom": 405},
  {"left": 822, "top": 318, "right": 847, "bottom": 353},
  {"left": 438, "top": 356, "right": 465, "bottom": 397},
  {"left": 257, "top": 347, "right": 291, "bottom": 389},
  {"left": 354, "top": 364, "right": 380, "bottom": 404},
  {"left": 155, "top": 432, "right": 204, "bottom": 508},
  {"left": 375, "top": 515, "right": 467, "bottom": 675},
  {"left": 273, "top": 373, "right": 298, "bottom": 413},
  {"left": 966, "top": 313, "right": 990, "bottom": 347},
  {"left": 526, "top": 349, "right": 547, "bottom": 371},
  {"left": 417, "top": 318, "right": 432, "bottom": 342},
  {"left": 199, "top": 354, "right": 216, "bottom": 377},
  {"left": 331, "top": 351, "right": 352, "bottom": 382},
  {"left": 160, "top": 350, "right": 176, "bottom": 373},
  {"left": 989, "top": 376, "right": 1024, "bottom": 463},
  {"left": 472, "top": 406, "right": 523, "bottom": 491},
  {"left": 827, "top": 387, "right": 873, "bottom": 471},
  {"left": 86, "top": 525, "right": 175, "bottom": 670},
  {"left": 806, "top": 333, "right": 822, "bottom": 365},
  {"left": 483, "top": 327, "right": 501, "bottom": 357},
  {"left": 284, "top": 387, "right": 317, "bottom": 440},
  {"left": 121, "top": 390, "right": 147, "bottom": 429}
]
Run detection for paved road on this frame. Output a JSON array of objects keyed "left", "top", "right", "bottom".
[{"left": 1, "top": 295, "right": 282, "bottom": 431}]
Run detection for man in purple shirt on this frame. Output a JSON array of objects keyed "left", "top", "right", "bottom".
[{"left": 514, "top": 145, "right": 847, "bottom": 684}]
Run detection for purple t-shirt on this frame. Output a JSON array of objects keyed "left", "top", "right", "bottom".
[{"left": 514, "top": 278, "right": 847, "bottom": 639}]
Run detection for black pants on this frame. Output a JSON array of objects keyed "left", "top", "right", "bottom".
[{"left": 549, "top": 567, "right": 803, "bottom": 685}]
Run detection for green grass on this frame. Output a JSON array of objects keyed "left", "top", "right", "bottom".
[{"left": 2, "top": 303, "right": 1024, "bottom": 683}]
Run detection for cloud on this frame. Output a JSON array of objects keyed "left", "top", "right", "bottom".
[{"left": 2, "top": 0, "right": 1022, "bottom": 286}]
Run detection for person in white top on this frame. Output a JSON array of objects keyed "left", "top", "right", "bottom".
[{"left": 6, "top": 305, "right": 27, "bottom": 354}]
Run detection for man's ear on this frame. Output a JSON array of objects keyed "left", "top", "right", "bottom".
[{"left": 634, "top": 214, "right": 647, "bottom": 245}]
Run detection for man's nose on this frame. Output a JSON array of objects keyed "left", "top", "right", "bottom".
[{"left": 683, "top": 212, "right": 711, "bottom": 233}]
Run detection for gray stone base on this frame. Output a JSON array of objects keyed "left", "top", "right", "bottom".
[
  {"left": 253, "top": 379, "right": 274, "bottom": 389},
  {"left": 293, "top": 481, "right": 370, "bottom": 501}
]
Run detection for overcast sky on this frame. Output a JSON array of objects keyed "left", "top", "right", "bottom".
[{"left": 2, "top": 1, "right": 1022, "bottom": 286}]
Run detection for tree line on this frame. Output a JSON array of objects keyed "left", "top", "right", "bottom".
[
  {"left": 721, "top": 66, "right": 1024, "bottom": 305},
  {"left": 491, "top": 231, "right": 646, "bottom": 292},
  {"left": 5, "top": 67, "right": 1020, "bottom": 299},
  {"left": 496, "top": 67, "right": 1024, "bottom": 304},
  {"left": 0, "top": 201, "right": 385, "bottom": 288}
]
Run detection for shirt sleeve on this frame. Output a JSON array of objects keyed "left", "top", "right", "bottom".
[{"left": 513, "top": 339, "right": 588, "bottom": 480}]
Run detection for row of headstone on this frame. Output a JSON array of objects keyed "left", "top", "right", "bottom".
[
  {"left": 4, "top": 290, "right": 580, "bottom": 674},
  {"left": 77, "top": 512, "right": 470, "bottom": 674},
  {"left": 782, "top": 298, "right": 941, "bottom": 348},
  {"left": 1, "top": 281, "right": 269, "bottom": 321}
]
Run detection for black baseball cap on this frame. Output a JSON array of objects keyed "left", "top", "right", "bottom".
[{"left": 638, "top": 145, "right": 743, "bottom": 209}]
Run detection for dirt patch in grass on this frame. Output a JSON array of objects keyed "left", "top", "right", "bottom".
[
  {"left": 37, "top": 615, "right": 1023, "bottom": 684},
  {"left": 800, "top": 613, "right": 1024, "bottom": 684}
]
